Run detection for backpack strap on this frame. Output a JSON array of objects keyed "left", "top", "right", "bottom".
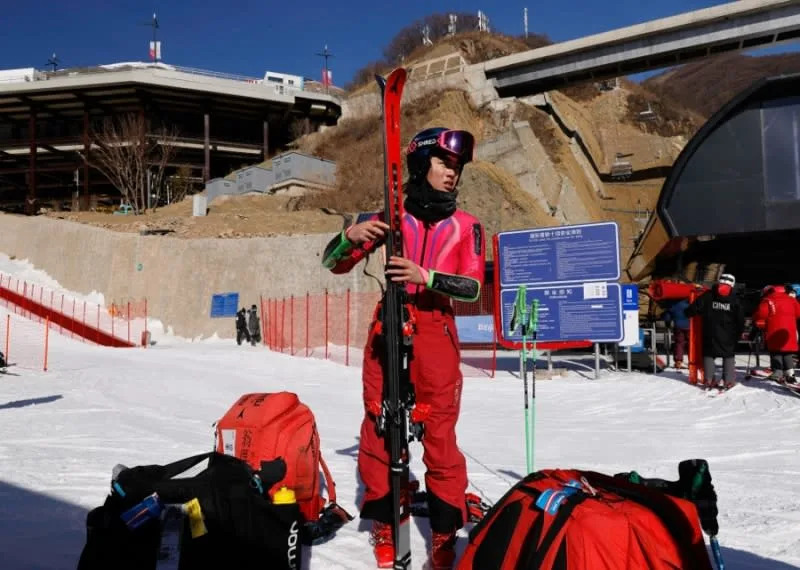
[
  {"left": 524, "top": 492, "right": 587, "bottom": 568},
  {"left": 301, "top": 451, "right": 353, "bottom": 545},
  {"left": 318, "top": 451, "right": 336, "bottom": 504},
  {"left": 160, "top": 452, "right": 216, "bottom": 479}
]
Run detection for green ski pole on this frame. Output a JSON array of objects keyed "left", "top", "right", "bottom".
[
  {"left": 510, "top": 285, "right": 532, "bottom": 474},
  {"left": 527, "top": 299, "right": 540, "bottom": 473}
]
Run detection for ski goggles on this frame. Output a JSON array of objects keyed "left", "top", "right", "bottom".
[{"left": 410, "top": 130, "right": 475, "bottom": 164}]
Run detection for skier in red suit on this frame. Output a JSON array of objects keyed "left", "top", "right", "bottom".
[
  {"left": 753, "top": 285, "right": 800, "bottom": 383},
  {"left": 322, "top": 127, "right": 485, "bottom": 569}
]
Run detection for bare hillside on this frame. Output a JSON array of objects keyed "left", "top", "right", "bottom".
[
  {"left": 644, "top": 52, "right": 800, "bottom": 118},
  {"left": 48, "top": 33, "right": 704, "bottom": 264}
]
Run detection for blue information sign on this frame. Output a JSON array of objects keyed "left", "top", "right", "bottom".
[
  {"left": 455, "top": 315, "right": 495, "bottom": 344},
  {"left": 621, "top": 284, "right": 639, "bottom": 311},
  {"left": 499, "top": 283, "right": 623, "bottom": 343},
  {"left": 210, "top": 292, "right": 240, "bottom": 318},
  {"left": 497, "top": 222, "right": 620, "bottom": 288}
]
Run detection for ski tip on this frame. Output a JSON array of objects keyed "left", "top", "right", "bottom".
[{"left": 375, "top": 68, "right": 407, "bottom": 90}]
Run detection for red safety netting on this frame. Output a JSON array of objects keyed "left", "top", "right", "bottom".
[
  {"left": 261, "top": 288, "right": 499, "bottom": 377},
  {"left": 0, "top": 273, "right": 150, "bottom": 370}
]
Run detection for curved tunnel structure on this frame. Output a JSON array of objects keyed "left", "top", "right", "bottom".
[{"left": 628, "top": 72, "right": 800, "bottom": 292}]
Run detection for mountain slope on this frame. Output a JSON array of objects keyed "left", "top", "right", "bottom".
[{"left": 643, "top": 52, "right": 800, "bottom": 118}]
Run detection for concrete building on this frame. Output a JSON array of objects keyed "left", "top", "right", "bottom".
[
  {"left": 0, "top": 62, "right": 341, "bottom": 213},
  {"left": 236, "top": 165, "right": 274, "bottom": 194},
  {"left": 271, "top": 151, "right": 336, "bottom": 193},
  {"left": 205, "top": 178, "right": 237, "bottom": 205},
  {"left": 205, "top": 151, "right": 336, "bottom": 203}
]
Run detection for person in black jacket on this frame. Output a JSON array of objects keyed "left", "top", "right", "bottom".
[
  {"left": 247, "top": 304, "right": 261, "bottom": 346},
  {"left": 685, "top": 273, "right": 745, "bottom": 388},
  {"left": 235, "top": 308, "right": 251, "bottom": 346}
]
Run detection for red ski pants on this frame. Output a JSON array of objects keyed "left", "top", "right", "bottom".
[{"left": 358, "top": 306, "right": 467, "bottom": 531}]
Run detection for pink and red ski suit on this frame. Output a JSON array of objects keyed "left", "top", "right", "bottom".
[{"left": 323, "top": 208, "right": 485, "bottom": 532}]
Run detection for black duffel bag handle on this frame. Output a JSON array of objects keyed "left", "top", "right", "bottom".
[{"left": 114, "top": 451, "right": 294, "bottom": 546}]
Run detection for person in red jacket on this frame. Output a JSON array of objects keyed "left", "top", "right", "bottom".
[
  {"left": 753, "top": 285, "right": 800, "bottom": 383},
  {"left": 322, "top": 127, "right": 485, "bottom": 569}
]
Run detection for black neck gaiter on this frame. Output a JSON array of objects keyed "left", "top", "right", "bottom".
[{"left": 404, "top": 179, "right": 457, "bottom": 223}]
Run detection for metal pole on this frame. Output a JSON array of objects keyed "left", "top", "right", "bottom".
[
  {"left": 28, "top": 109, "right": 37, "bottom": 215},
  {"left": 83, "top": 110, "right": 90, "bottom": 210},
  {"left": 627, "top": 346, "right": 632, "bottom": 373},
  {"left": 316, "top": 45, "right": 334, "bottom": 94},
  {"left": 547, "top": 350, "right": 553, "bottom": 372},
  {"left": 651, "top": 323, "right": 658, "bottom": 374},
  {"left": 203, "top": 112, "right": 211, "bottom": 182},
  {"left": 666, "top": 327, "right": 673, "bottom": 369},
  {"left": 262, "top": 119, "right": 269, "bottom": 160},
  {"left": 594, "top": 343, "right": 600, "bottom": 379}
]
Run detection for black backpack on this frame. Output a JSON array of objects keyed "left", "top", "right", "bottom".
[{"left": 77, "top": 452, "right": 302, "bottom": 570}]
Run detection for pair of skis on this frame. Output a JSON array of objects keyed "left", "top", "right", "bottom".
[
  {"left": 374, "top": 67, "right": 490, "bottom": 569},
  {"left": 375, "top": 67, "right": 416, "bottom": 570},
  {"left": 508, "top": 286, "right": 540, "bottom": 474}
]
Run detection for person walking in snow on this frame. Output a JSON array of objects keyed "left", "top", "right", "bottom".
[
  {"left": 685, "top": 273, "right": 744, "bottom": 389},
  {"left": 753, "top": 284, "right": 800, "bottom": 383},
  {"left": 662, "top": 298, "right": 690, "bottom": 369},
  {"left": 235, "top": 307, "right": 251, "bottom": 346},
  {"left": 322, "top": 127, "right": 484, "bottom": 570},
  {"left": 248, "top": 304, "right": 261, "bottom": 346}
]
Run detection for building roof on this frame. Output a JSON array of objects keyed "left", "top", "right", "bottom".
[{"left": 0, "top": 63, "right": 341, "bottom": 123}]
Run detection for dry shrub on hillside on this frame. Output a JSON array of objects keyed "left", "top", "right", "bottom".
[
  {"left": 295, "top": 90, "right": 485, "bottom": 213},
  {"left": 561, "top": 82, "right": 600, "bottom": 103},
  {"left": 345, "top": 60, "right": 393, "bottom": 92},
  {"left": 643, "top": 52, "right": 800, "bottom": 118},
  {"left": 622, "top": 91, "right": 702, "bottom": 138},
  {"left": 348, "top": 30, "right": 550, "bottom": 92},
  {"left": 383, "top": 13, "right": 480, "bottom": 64},
  {"left": 520, "top": 33, "right": 553, "bottom": 50},
  {"left": 513, "top": 104, "right": 564, "bottom": 164}
]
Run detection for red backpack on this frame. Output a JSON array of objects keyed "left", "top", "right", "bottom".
[
  {"left": 458, "top": 469, "right": 713, "bottom": 570},
  {"left": 215, "top": 392, "right": 351, "bottom": 540}
]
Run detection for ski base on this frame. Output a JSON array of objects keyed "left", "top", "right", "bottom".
[
  {"left": 768, "top": 378, "right": 800, "bottom": 398},
  {"left": 744, "top": 374, "right": 800, "bottom": 397}
]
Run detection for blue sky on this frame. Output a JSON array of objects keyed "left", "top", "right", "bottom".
[{"left": 0, "top": 0, "right": 796, "bottom": 85}]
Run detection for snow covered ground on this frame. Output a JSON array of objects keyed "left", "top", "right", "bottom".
[{"left": 0, "top": 255, "right": 799, "bottom": 569}]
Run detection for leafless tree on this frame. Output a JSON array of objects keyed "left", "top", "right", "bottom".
[
  {"left": 290, "top": 117, "right": 313, "bottom": 142},
  {"left": 86, "top": 113, "right": 177, "bottom": 214},
  {"left": 166, "top": 165, "right": 200, "bottom": 205},
  {"left": 382, "top": 12, "right": 480, "bottom": 64}
]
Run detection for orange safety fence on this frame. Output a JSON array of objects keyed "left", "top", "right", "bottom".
[
  {"left": 0, "top": 273, "right": 149, "bottom": 369},
  {"left": 261, "top": 287, "right": 499, "bottom": 377},
  {"left": 0, "top": 311, "right": 49, "bottom": 371}
]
